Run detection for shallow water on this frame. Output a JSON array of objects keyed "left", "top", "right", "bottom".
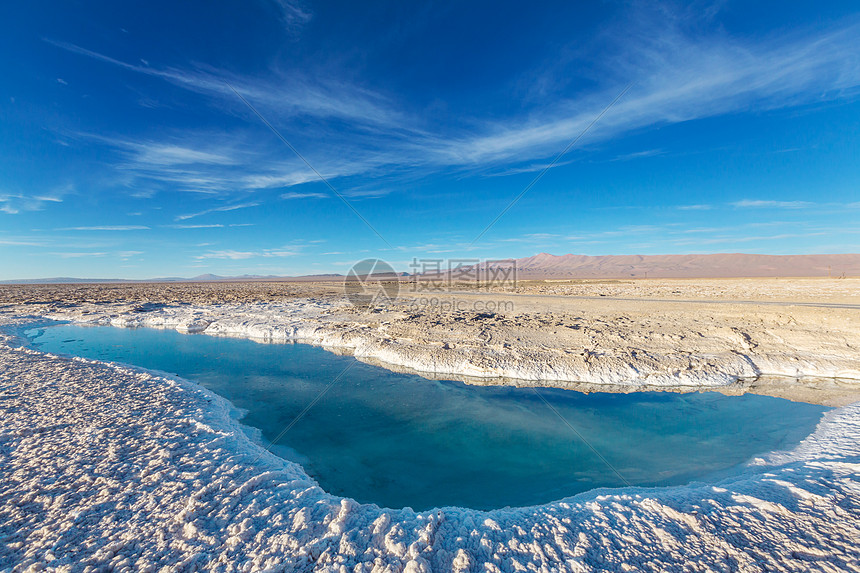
[{"left": 27, "top": 324, "right": 828, "bottom": 510}]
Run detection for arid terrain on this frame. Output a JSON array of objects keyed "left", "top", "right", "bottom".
[
  {"left": 3, "top": 277, "right": 860, "bottom": 570},
  {"left": 3, "top": 276, "right": 859, "bottom": 405}
]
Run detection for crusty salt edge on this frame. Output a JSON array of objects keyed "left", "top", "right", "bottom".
[
  {"left": 1, "top": 314, "right": 859, "bottom": 570},
  {"left": 41, "top": 299, "right": 860, "bottom": 388}
]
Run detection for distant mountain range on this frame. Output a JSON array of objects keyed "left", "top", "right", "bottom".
[
  {"left": 498, "top": 252, "right": 860, "bottom": 279},
  {"left": 1, "top": 253, "right": 858, "bottom": 284}
]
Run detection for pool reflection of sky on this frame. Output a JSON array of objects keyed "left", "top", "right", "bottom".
[{"left": 28, "top": 324, "right": 828, "bottom": 510}]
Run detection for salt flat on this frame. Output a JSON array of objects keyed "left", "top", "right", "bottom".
[
  {"left": 1, "top": 278, "right": 859, "bottom": 570},
  {"left": 6, "top": 278, "right": 860, "bottom": 399}
]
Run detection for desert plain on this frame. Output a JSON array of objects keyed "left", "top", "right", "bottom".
[
  {"left": 4, "top": 276, "right": 860, "bottom": 404},
  {"left": 2, "top": 276, "right": 859, "bottom": 571}
]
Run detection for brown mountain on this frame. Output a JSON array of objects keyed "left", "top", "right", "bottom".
[{"left": 488, "top": 253, "right": 860, "bottom": 279}]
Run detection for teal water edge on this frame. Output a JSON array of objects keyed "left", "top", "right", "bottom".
[{"left": 26, "top": 324, "right": 828, "bottom": 511}]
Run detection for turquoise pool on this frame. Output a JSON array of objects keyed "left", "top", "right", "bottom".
[{"left": 26, "top": 324, "right": 828, "bottom": 510}]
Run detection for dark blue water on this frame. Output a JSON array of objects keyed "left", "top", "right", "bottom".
[{"left": 26, "top": 324, "right": 828, "bottom": 510}]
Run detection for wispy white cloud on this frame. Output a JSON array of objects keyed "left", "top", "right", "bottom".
[
  {"left": 58, "top": 225, "right": 150, "bottom": 231},
  {"left": 499, "top": 233, "right": 561, "bottom": 243},
  {"left": 680, "top": 226, "right": 729, "bottom": 234},
  {"left": 75, "top": 133, "right": 238, "bottom": 167},
  {"left": 73, "top": 129, "right": 389, "bottom": 199},
  {"left": 195, "top": 245, "right": 302, "bottom": 260},
  {"left": 731, "top": 199, "right": 812, "bottom": 209},
  {"left": 432, "top": 20, "right": 860, "bottom": 165},
  {"left": 164, "top": 223, "right": 225, "bottom": 229},
  {"left": 611, "top": 149, "right": 665, "bottom": 162},
  {"left": 45, "top": 39, "right": 404, "bottom": 129},
  {"left": 670, "top": 232, "right": 826, "bottom": 246},
  {"left": 270, "top": 0, "right": 312, "bottom": 27},
  {"left": 163, "top": 222, "right": 255, "bottom": 229},
  {"left": 243, "top": 171, "right": 321, "bottom": 190},
  {"left": 0, "top": 189, "right": 66, "bottom": 214},
  {"left": 48, "top": 252, "right": 108, "bottom": 258},
  {"left": 566, "top": 225, "right": 666, "bottom": 241},
  {"left": 118, "top": 250, "right": 144, "bottom": 259},
  {"left": 0, "top": 238, "right": 50, "bottom": 246},
  {"left": 70, "top": 133, "right": 247, "bottom": 195},
  {"left": 677, "top": 204, "right": 713, "bottom": 210},
  {"left": 176, "top": 202, "right": 260, "bottom": 221},
  {"left": 280, "top": 191, "right": 329, "bottom": 199},
  {"left": 53, "top": 14, "right": 859, "bottom": 179},
  {"left": 195, "top": 250, "right": 256, "bottom": 260},
  {"left": 482, "top": 159, "right": 579, "bottom": 178},
  {"left": 128, "top": 143, "right": 235, "bottom": 166},
  {"left": 42, "top": 13, "right": 860, "bottom": 228}
]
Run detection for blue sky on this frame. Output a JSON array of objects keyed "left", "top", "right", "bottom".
[{"left": 1, "top": 1, "right": 858, "bottom": 279}]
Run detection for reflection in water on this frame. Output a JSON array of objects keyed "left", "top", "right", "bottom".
[{"left": 28, "top": 324, "right": 828, "bottom": 510}]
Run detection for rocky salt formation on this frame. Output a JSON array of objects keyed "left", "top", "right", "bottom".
[
  {"left": 25, "top": 281, "right": 860, "bottom": 389},
  {"left": 0, "top": 315, "right": 859, "bottom": 570},
  {"left": 2, "top": 278, "right": 860, "bottom": 570}
]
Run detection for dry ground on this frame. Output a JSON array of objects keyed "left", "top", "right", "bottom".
[{"left": 3, "top": 277, "right": 860, "bottom": 405}]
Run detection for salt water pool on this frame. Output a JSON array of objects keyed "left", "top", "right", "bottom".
[{"left": 26, "top": 323, "right": 828, "bottom": 510}]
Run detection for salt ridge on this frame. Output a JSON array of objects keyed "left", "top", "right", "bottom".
[
  {"left": 1, "top": 311, "right": 859, "bottom": 570},
  {"left": 42, "top": 300, "right": 860, "bottom": 388}
]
